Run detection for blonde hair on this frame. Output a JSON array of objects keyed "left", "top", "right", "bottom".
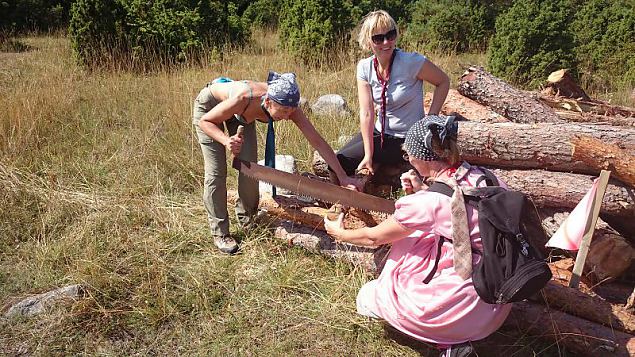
[{"left": 357, "top": 10, "right": 398, "bottom": 51}]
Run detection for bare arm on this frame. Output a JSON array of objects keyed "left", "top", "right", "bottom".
[
  {"left": 324, "top": 213, "right": 415, "bottom": 247},
  {"left": 357, "top": 79, "right": 376, "bottom": 173},
  {"left": 290, "top": 109, "right": 355, "bottom": 187},
  {"left": 198, "top": 95, "right": 248, "bottom": 152},
  {"left": 417, "top": 60, "right": 450, "bottom": 116}
]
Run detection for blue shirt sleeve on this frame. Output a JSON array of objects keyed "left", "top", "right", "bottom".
[
  {"left": 404, "top": 52, "right": 427, "bottom": 80},
  {"left": 356, "top": 57, "right": 371, "bottom": 82}
]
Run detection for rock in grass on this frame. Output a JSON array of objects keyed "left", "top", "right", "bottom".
[
  {"left": 5, "top": 284, "right": 84, "bottom": 318},
  {"left": 311, "top": 94, "right": 350, "bottom": 117}
]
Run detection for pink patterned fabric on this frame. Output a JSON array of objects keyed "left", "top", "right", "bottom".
[{"left": 368, "top": 168, "right": 512, "bottom": 344}]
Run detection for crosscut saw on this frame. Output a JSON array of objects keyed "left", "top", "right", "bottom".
[{"left": 232, "top": 159, "right": 395, "bottom": 214}]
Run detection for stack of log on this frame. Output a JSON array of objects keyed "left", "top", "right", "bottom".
[{"left": 259, "top": 67, "right": 635, "bottom": 356}]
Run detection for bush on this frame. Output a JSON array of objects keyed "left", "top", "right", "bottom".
[
  {"left": 0, "top": 0, "right": 72, "bottom": 34},
  {"left": 349, "top": 0, "right": 417, "bottom": 25},
  {"left": 403, "top": 0, "right": 495, "bottom": 53},
  {"left": 572, "top": 0, "right": 635, "bottom": 89},
  {"left": 242, "top": 0, "right": 283, "bottom": 29},
  {"left": 487, "top": 0, "right": 576, "bottom": 87},
  {"left": 278, "top": 0, "right": 355, "bottom": 66},
  {"left": 68, "top": 0, "right": 250, "bottom": 70}
]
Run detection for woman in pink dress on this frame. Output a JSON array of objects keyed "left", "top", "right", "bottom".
[{"left": 324, "top": 115, "right": 511, "bottom": 356}]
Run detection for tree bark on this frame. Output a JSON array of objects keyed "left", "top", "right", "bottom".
[
  {"left": 424, "top": 89, "right": 510, "bottom": 123},
  {"left": 458, "top": 121, "right": 635, "bottom": 174},
  {"left": 539, "top": 275, "right": 635, "bottom": 334},
  {"left": 492, "top": 169, "right": 635, "bottom": 218},
  {"left": 572, "top": 136, "right": 635, "bottom": 188},
  {"left": 506, "top": 301, "right": 635, "bottom": 357},
  {"left": 543, "top": 69, "right": 592, "bottom": 101},
  {"left": 458, "top": 66, "right": 562, "bottom": 124}
]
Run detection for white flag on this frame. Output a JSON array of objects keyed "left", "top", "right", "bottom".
[{"left": 546, "top": 178, "right": 600, "bottom": 251}]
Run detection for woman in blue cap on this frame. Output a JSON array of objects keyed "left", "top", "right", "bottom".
[{"left": 193, "top": 71, "right": 356, "bottom": 254}]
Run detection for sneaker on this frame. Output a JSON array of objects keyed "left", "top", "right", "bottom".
[{"left": 214, "top": 235, "right": 239, "bottom": 254}]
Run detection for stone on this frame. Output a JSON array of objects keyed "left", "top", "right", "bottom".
[
  {"left": 311, "top": 94, "right": 350, "bottom": 117},
  {"left": 5, "top": 284, "right": 83, "bottom": 318}
]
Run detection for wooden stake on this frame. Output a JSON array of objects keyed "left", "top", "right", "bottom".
[{"left": 569, "top": 170, "right": 611, "bottom": 288}]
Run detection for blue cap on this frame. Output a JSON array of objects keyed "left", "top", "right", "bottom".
[{"left": 266, "top": 71, "right": 300, "bottom": 107}]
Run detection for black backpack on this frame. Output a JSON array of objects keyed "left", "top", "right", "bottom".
[{"left": 424, "top": 167, "right": 552, "bottom": 304}]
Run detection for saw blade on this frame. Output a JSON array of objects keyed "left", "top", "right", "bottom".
[{"left": 232, "top": 159, "right": 395, "bottom": 214}]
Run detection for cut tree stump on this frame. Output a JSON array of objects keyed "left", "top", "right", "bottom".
[
  {"left": 458, "top": 66, "right": 562, "bottom": 124},
  {"left": 457, "top": 121, "right": 635, "bottom": 174},
  {"left": 572, "top": 136, "right": 635, "bottom": 188},
  {"left": 543, "top": 69, "right": 591, "bottom": 101}
]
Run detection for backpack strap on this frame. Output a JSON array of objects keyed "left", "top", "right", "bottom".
[
  {"left": 428, "top": 181, "right": 481, "bottom": 208},
  {"left": 475, "top": 167, "right": 499, "bottom": 187},
  {"left": 422, "top": 236, "right": 444, "bottom": 284}
]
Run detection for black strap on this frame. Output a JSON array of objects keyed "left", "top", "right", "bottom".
[
  {"left": 422, "top": 236, "right": 444, "bottom": 284},
  {"left": 475, "top": 167, "right": 499, "bottom": 187},
  {"left": 428, "top": 181, "right": 481, "bottom": 208}
]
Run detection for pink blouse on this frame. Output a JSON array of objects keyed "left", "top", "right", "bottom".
[{"left": 369, "top": 168, "right": 512, "bottom": 344}]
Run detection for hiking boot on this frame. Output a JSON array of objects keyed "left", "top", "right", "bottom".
[
  {"left": 439, "top": 342, "right": 474, "bottom": 357},
  {"left": 213, "top": 235, "right": 239, "bottom": 254}
]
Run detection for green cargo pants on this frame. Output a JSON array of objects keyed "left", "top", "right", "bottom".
[{"left": 192, "top": 85, "right": 259, "bottom": 237}]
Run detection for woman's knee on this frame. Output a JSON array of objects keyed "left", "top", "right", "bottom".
[{"left": 356, "top": 280, "right": 381, "bottom": 319}]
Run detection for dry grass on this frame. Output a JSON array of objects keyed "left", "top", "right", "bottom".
[{"left": 0, "top": 32, "right": 602, "bottom": 356}]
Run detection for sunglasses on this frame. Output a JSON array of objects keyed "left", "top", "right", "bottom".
[{"left": 371, "top": 29, "right": 397, "bottom": 45}]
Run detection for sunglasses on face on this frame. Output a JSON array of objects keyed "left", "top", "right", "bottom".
[{"left": 371, "top": 29, "right": 397, "bottom": 45}]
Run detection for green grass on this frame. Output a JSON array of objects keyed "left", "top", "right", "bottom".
[{"left": 0, "top": 33, "right": 606, "bottom": 356}]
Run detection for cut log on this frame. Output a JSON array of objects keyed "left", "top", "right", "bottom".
[
  {"left": 539, "top": 277, "right": 635, "bottom": 334},
  {"left": 311, "top": 156, "right": 635, "bottom": 218},
  {"left": 492, "top": 169, "right": 634, "bottom": 218},
  {"left": 458, "top": 121, "right": 635, "bottom": 174},
  {"left": 458, "top": 66, "right": 562, "bottom": 124},
  {"left": 258, "top": 195, "right": 388, "bottom": 232},
  {"left": 540, "top": 96, "right": 635, "bottom": 126},
  {"left": 572, "top": 136, "right": 635, "bottom": 188},
  {"left": 543, "top": 69, "right": 592, "bottom": 101},
  {"left": 273, "top": 220, "right": 377, "bottom": 271},
  {"left": 506, "top": 301, "right": 635, "bottom": 357},
  {"left": 424, "top": 89, "right": 509, "bottom": 123}
]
